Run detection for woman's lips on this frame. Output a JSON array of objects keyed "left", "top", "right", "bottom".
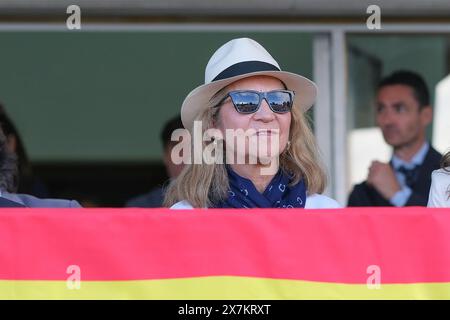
[{"left": 255, "top": 129, "right": 279, "bottom": 136}]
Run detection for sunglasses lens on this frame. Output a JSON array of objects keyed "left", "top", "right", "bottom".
[
  {"left": 267, "top": 91, "right": 293, "bottom": 113},
  {"left": 229, "top": 91, "right": 260, "bottom": 113},
  {"left": 227, "top": 90, "right": 293, "bottom": 114}
]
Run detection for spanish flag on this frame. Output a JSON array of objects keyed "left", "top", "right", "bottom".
[{"left": 1, "top": 207, "right": 450, "bottom": 299}]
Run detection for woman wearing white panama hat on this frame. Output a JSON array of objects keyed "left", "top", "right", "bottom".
[{"left": 165, "top": 37, "right": 340, "bottom": 209}]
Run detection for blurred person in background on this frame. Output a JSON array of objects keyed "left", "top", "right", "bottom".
[
  {"left": 0, "top": 125, "right": 81, "bottom": 207},
  {"left": 427, "top": 151, "right": 450, "bottom": 207},
  {"left": 0, "top": 103, "right": 49, "bottom": 198},
  {"left": 348, "top": 71, "right": 441, "bottom": 207},
  {"left": 125, "top": 115, "right": 185, "bottom": 207}
]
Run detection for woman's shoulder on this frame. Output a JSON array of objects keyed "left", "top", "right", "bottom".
[
  {"left": 170, "top": 200, "right": 194, "bottom": 209},
  {"left": 305, "top": 194, "right": 342, "bottom": 209},
  {"left": 432, "top": 168, "right": 450, "bottom": 178},
  {"left": 428, "top": 168, "right": 450, "bottom": 207},
  {"left": 431, "top": 168, "right": 450, "bottom": 187}
]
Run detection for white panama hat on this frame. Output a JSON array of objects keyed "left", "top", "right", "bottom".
[{"left": 180, "top": 37, "right": 318, "bottom": 131}]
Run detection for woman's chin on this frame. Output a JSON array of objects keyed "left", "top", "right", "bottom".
[{"left": 247, "top": 151, "right": 280, "bottom": 166}]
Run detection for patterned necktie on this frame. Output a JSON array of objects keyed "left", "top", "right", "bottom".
[{"left": 397, "top": 165, "right": 420, "bottom": 188}]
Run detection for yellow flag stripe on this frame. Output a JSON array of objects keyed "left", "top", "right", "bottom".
[{"left": 2, "top": 276, "right": 450, "bottom": 300}]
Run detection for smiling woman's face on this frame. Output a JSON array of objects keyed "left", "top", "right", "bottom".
[{"left": 215, "top": 75, "right": 291, "bottom": 164}]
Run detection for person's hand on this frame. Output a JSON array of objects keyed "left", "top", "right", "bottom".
[{"left": 367, "top": 161, "right": 401, "bottom": 200}]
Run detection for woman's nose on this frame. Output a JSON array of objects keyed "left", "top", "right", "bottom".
[{"left": 253, "top": 99, "right": 276, "bottom": 122}]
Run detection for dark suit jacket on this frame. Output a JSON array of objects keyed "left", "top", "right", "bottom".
[
  {"left": 0, "top": 190, "right": 81, "bottom": 208},
  {"left": 348, "top": 146, "right": 442, "bottom": 207},
  {"left": 0, "top": 197, "right": 26, "bottom": 207},
  {"left": 125, "top": 187, "right": 164, "bottom": 208}
]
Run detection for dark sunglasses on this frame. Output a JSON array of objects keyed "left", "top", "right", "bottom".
[{"left": 214, "top": 90, "right": 295, "bottom": 114}]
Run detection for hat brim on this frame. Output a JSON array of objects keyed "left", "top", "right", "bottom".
[{"left": 181, "top": 70, "right": 317, "bottom": 131}]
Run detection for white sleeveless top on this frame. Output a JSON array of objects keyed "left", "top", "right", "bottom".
[
  {"left": 427, "top": 168, "right": 450, "bottom": 208},
  {"left": 171, "top": 193, "right": 341, "bottom": 209}
]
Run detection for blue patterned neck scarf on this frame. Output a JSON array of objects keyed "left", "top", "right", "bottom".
[{"left": 213, "top": 166, "right": 306, "bottom": 208}]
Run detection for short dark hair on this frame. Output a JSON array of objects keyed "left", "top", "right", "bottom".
[
  {"left": 377, "top": 70, "right": 430, "bottom": 108},
  {"left": 0, "top": 126, "right": 19, "bottom": 192},
  {"left": 160, "top": 115, "right": 184, "bottom": 150}
]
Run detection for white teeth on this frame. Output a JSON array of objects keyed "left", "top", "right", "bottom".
[{"left": 256, "top": 130, "right": 278, "bottom": 135}]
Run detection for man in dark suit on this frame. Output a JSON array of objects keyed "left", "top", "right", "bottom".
[
  {"left": 125, "top": 115, "right": 185, "bottom": 208},
  {"left": 0, "top": 125, "right": 81, "bottom": 208},
  {"left": 348, "top": 71, "right": 441, "bottom": 207}
]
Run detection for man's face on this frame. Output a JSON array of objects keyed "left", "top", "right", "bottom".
[{"left": 375, "top": 84, "right": 431, "bottom": 149}]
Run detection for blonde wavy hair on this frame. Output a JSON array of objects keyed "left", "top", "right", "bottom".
[{"left": 164, "top": 83, "right": 327, "bottom": 208}]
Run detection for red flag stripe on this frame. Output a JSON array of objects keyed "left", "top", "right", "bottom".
[{"left": 0, "top": 207, "right": 450, "bottom": 283}]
